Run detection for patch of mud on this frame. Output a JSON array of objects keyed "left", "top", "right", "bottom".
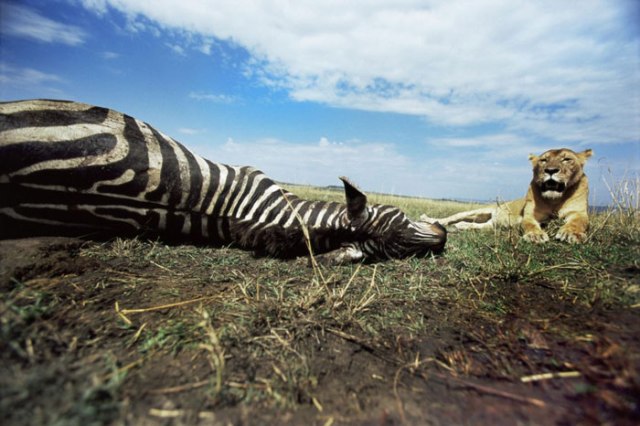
[{"left": 0, "top": 237, "right": 97, "bottom": 290}]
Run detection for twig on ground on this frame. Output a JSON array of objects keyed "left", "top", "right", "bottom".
[
  {"left": 103, "top": 354, "right": 150, "bottom": 381},
  {"left": 150, "top": 379, "right": 209, "bottom": 394},
  {"left": 116, "top": 295, "right": 220, "bottom": 316},
  {"left": 520, "top": 371, "right": 581, "bottom": 383},
  {"left": 150, "top": 260, "right": 182, "bottom": 275},
  {"left": 149, "top": 408, "right": 184, "bottom": 418},
  {"left": 427, "top": 371, "right": 547, "bottom": 407}
]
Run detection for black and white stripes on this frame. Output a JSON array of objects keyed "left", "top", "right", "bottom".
[{"left": 0, "top": 100, "right": 446, "bottom": 264}]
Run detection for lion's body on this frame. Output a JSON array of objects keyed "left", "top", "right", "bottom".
[{"left": 421, "top": 148, "right": 593, "bottom": 243}]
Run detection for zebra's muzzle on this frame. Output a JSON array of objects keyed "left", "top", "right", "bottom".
[{"left": 419, "top": 221, "right": 447, "bottom": 249}]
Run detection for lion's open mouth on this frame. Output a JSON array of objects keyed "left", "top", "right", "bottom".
[{"left": 542, "top": 180, "right": 566, "bottom": 193}]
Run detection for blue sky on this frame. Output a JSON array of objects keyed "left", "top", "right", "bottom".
[{"left": 1, "top": 0, "right": 638, "bottom": 205}]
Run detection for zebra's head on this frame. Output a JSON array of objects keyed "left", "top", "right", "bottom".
[{"left": 321, "top": 177, "right": 447, "bottom": 264}]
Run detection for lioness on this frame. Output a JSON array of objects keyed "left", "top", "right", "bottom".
[{"left": 421, "top": 148, "right": 593, "bottom": 243}]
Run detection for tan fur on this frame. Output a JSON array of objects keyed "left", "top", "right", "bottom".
[{"left": 421, "top": 148, "right": 593, "bottom": 243}]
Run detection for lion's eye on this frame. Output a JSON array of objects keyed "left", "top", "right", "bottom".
[
  {"left": 540, "top": 159, "right": 547, "bottom": 163},
  {"left": 562, "top": 158, "right": 572, "bottom": 163}
]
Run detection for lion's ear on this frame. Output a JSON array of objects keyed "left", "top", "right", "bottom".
[
  {"left": 528, "top": 153, "right": 539, "bottom": 165},
  {"left": 578, "top": 149, "right": 593, "bottom": 163}
]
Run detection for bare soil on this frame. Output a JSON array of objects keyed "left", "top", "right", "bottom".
[{"left": 1, "top": 237, "right": 639, "bottom": 425}]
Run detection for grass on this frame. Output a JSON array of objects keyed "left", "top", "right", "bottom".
[
  {"left": 284, "top": 182, "right": 487, "bottom": 218},
  {"left": 1, "top": 179, "right": 639, "bottom": 424}
]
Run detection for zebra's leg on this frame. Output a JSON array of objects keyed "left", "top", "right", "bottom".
[
  {"left": 420, "top": 208, "right": 494, "bottom": 228},
  {"left": 314, "top": 244, "right": 363, "bottom": 266},
  {"left": 452, "top": 219, "right": 495, "bottom": 230}
]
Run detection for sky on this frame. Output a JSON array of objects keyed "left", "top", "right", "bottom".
[{"left": 1, "top": 0, "right": 639, "bottom": 206}]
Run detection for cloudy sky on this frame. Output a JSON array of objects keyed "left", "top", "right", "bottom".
[{"left": 1, "top": 0, "right": 638, "bottom": 205}]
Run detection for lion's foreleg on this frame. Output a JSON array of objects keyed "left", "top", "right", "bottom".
[
  {"left": 521, "top": 215, "right": 549, "bottom": 243},
  {"left": 555, "top": 211, "right": 589, "bottom": 243},
  {"left": 556, "top": 179, "right": 590, "bottom": 244},
  {"left": 520, "top": 196, "right": 551, "bottom": 243}
]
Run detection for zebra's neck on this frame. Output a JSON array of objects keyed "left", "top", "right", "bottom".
[{"left": 220, "top": 177, "right": 355, "bottom": 257}]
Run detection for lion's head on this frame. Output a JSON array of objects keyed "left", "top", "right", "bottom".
[{"left": 529, "top": 148, "right": 593, "bottom": 200}]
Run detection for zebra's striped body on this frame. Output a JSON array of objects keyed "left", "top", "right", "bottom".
[{"left": 0, "top": 100, "right": 446, "bottom": 264}]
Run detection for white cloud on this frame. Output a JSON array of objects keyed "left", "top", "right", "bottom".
[
  {"left": 166, "top": 43, "right": 186, "bottom": 56},
  {"left": 199, "top": 40, "right": 214, "bottom": 55},
  {"left": 190, "top": 136, "right": 419, "bottom": 196},
  {"left": 178, "top": 127, "right": 205, "bottom": 135},
  {"left": 102, "top": 51, "right": 120, "bottom": 60},
  {"left": 1, "top": 3, "right": 87, "bottom": 45},
  {"left": 77, "top": 0, "right": 639, "bottom": 148},
  {"left": 427, "top": 133, "right": 546, "bottom": 160},
  {"left": 0, "top": 63, "right": 61, "bottom": 84},
  {"left": 0, "top": 63, "right": 65, "bottom": 97},
  {"left": 78, "top": 0, "right": 109, "bottom": 15},
  {"left": 188, "top": 91, "right": 238, "bottom": 104}
]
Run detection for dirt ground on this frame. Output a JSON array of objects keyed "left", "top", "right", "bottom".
[{"left": 1, "top": 237, "right": 639, "bottom": 425}]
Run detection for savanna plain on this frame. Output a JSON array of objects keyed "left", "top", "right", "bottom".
[{"left": 1, "top": 183, "right": 639, "bottom": 425}]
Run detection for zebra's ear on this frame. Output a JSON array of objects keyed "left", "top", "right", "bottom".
[{"left": 339, "top": 176, "right": 367, "bottom": 221}]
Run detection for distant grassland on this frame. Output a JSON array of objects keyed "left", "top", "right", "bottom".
[{"left": 282, "top": 182, "right": 488, "bottom": 219}]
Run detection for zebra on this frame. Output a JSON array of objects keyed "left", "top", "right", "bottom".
[{"left": 0, "top": 100, "right": 446, "bottom": 264}]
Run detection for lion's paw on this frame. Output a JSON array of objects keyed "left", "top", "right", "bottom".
[
  {"left": 522, "top": 231, "right": 549, "bottom": 244},
  {"left": 555, "top": 229, "right": 586, "bottom": 244}
]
